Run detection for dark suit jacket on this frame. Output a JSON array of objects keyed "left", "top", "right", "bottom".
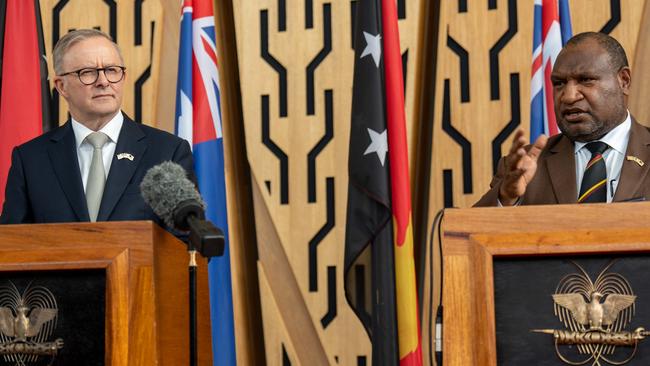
[
  {"left": 475, "top": 119, "right": 650, "bottom": 206},
  {"left": 0, "top": 115, "right": 194, "bottom": 225}
]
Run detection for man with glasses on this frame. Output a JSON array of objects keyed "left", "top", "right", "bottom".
[{"left": 0, "top": 29, "right": 194, "bottom": 224}]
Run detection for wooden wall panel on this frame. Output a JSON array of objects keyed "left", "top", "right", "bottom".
[
  {"left": 233, "top": 0, "right": 425, "bottom": 364},
  {"left": 629, "top": 1, "right": 650, "bottom": 124}
]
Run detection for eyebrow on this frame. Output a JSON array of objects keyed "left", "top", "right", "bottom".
[{"left": 69, "top": 64, "right": 123, "bottom": 70}]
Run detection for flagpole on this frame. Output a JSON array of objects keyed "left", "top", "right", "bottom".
[{"left": 189, "top": 249, "right": 198, "bottom": 366}]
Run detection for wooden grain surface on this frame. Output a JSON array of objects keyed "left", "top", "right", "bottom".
[
  {"left": 441, "top": 202, "right": 650, "bottom": 365},
  {"left": 232, "top": 0, "right": 426, "bottom": 362},
  {"left": 0, "top": 221, "right": 212, "bottom": 365},
  {"left": 251, "top": 173, "right": 330, "bottom": 366}
]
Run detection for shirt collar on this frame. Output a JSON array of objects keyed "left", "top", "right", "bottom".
[
  {"left": 574, "top": 110, "right": 631, "bottom": 155},
  {"left": 71, "top": 111, "right": 124, "bottom": 149}
]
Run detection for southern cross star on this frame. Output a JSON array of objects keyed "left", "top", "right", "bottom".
[
  {"left": 364, "top": 128, "right": 388, "bottom": 166},
  {"left": 360, "top": 31, "right": 382, "bottom": 67}
]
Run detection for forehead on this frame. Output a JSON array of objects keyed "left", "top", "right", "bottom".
[
  {"left": 61, "top": 37, "right": 122, "bottom": 68},
  {"left": 552, "top": 40, "right": 614, "bottom": 76}
]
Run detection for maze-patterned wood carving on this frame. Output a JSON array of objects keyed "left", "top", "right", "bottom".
[
  {"left": 39, "top": 0, "right": 163, "bottom": 126},
  {"left": 233, "top": 0, "right": 424, "bottom": 364}
]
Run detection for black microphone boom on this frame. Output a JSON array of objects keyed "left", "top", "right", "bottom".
[
  {"left": 140, "top": 161, "right": 224, "bottom": 257},
  {"left": 174, "top": 199, "right": 224, "bottom": 258}
]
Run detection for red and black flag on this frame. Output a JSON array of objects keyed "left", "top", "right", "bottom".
[
  {"left": 0, "top": 0, "right": 51, "bottom": 206},
  {"left": 344, "top": 0, "right": 422, "bottom": 364}
]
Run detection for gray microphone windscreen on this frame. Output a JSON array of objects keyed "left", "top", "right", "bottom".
[{"left": 140, "top": 161, "right": 205, "bottom": 228}]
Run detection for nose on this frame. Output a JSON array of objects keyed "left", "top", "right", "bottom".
[
  {"left": 94, "top": 69, "right": 110, "bottom": 86},
  {"left": 560, "top": 80, "right": 583, "bottom": 104}
]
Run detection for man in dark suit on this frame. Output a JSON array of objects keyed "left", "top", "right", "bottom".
[
  {"left": 476, "top": 32, "right": 650, "bottom": 206},
  {"left": 0, "top": 29, "right": 193, "bottom": 225}
]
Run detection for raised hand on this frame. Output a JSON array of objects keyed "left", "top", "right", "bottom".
[{"left": 498, "top": 129, "right": 548, "bottom": 205}]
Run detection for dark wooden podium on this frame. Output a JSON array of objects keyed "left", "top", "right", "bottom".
[
  {"left": 441, "top": 202, "right": 650, "bottom": 365},
  {"left": 0, "top": 221, "right": 212, "bottom": 365}
]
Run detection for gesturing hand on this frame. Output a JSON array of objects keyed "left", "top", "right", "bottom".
[{"left": 498, "top": 129, "right": 548, "bottom": 206}]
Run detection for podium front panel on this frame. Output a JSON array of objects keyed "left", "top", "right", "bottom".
[{"left": 0, "top": 270, "right": 106, "bottom": 366}]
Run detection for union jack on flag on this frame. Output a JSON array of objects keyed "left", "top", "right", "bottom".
[
  {"left": 530, "top": 0, "right": 572, "bottom": 141},
  {"left": 175, "top": 1, "right": 237, "bottom": 365}
]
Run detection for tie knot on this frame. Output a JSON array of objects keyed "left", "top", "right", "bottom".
[
  {"left": 85, "top": 132, "right": 109, "bottom": 149},
  {"left": 586, "top": 141, "right": 609, "bottom": 155}
]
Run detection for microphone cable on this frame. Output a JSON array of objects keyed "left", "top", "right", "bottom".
[{"left": 427, "top": 208, "right": 445, "bottom": 366}]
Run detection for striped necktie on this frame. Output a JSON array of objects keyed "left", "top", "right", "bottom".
[{"left": 578, "top": 141, "right": 609, "bottom": 203}]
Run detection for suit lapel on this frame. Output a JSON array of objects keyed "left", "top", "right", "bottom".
[
  {"left": 546, "top": 136, "right": 578, "bottom": 204},
  {"left": 612, "top": 119, "right": 650, "bottom": 202},
  {"left": 47, "top": 122, "right": 89, "bottom": 221},
  {"left": 97, "top": 117, "right": 147, "bottom": 221}
]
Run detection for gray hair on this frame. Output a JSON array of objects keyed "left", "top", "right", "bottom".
[{"left": 53, "top": 29, "right": 124, "bottom": 75}]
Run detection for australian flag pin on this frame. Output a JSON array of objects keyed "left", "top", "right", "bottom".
[{"left": 117, "top": 152, "right": 134, "bottom": 161}]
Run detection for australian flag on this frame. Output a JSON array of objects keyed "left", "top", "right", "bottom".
[
  {"left": 530, "top": 0, "right": 572, "bottom": 141},
  {"left": 175, "top": 1, "right": 236, "bottom": 365}
]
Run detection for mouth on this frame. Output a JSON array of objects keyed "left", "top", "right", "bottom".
[
  {"left": 93, "top": 94, "right": 114, "bottom": 99},
  {"left": 562, "top": 108, "right": 588, "bottom": 122}
]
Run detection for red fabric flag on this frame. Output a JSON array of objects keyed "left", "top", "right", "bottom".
[
  {"left": 0, "top": 0, "right": 43, "bottom": 206},
  {"left": 382, "top": 0, "right": 423, "bottom": 364}
]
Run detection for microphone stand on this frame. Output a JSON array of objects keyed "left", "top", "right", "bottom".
[
  {"left": 188, "top": 247, "right": 198, "bottom": 366},
  {"left": 180, "top": 211, "right": 224, "bottom": 366}
]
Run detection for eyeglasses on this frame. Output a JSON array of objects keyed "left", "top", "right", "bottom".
[{"left": 59, "top": 66, "right": 126, "bottom": 85}]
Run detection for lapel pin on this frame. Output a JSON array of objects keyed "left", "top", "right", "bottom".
[
  {"left": 626, "top": 155, "right": 644, "bottom": 167},
  {"left": 117, "top": 153, "right": 134, "bottom": 161}
]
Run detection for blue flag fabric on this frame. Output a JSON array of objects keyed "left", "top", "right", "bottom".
[
  {"left": 530, "top": 0, "right": 572, "bottom": 142},
  {"left": 175, "top": 1, "right": 237, "bottom": 365}
]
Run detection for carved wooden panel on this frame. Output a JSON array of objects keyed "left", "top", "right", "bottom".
[{"left": 233, "top": 0, "right": 424, "bottom": 364}]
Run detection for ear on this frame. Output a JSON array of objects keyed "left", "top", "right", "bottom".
[
  {"left": 53, "top": 76, "right": 68, "bottom": 98},
  {"left": 618, "top": 66, "right": 631, "bottom": 96}
]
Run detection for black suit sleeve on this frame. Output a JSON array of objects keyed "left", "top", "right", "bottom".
[
  {"left": 172, "top": 138, "right": 196, "bottom": 185},
  {"left": 0, "top": 147, "right": 34, "bottom": 223}
]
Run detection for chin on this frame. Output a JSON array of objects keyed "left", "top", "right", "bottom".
[{"left": 92, "top": 104, "right": 119, "bottom": 115}]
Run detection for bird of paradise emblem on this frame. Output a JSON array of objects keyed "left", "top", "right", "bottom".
[
  {"left": 0, "top": 282, "right": 63, "bottom": 366},
  {"left": 533, "top": 261, "right": 649, "bottom": 366}
]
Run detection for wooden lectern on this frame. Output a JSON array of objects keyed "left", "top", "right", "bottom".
[
  {"left": 0, "top": 221, "right": 212, "bottom": 365},
  {"left": 441, "top": 202, "right": 650, "bottom": 365}
]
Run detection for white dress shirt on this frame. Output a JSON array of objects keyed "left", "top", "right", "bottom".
[
  {"left": 72, "top": 111, "right": 123, "bottom": 192},
  {"left": 574, "top": 111, "right": 631, "bottom": 202}
]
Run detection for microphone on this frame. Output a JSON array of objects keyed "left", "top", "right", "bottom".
[{"left": 140, "top": 161, "right": 224, "bottom": 257}]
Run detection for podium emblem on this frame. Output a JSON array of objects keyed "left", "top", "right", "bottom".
[
  {"left": 0, "top": 282, "right": 63, "bottom": 365},
  {"left": 533, "top": 261, "right": 649, "bottom": 365}
]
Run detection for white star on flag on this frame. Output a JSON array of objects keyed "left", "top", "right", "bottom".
[
  {"left": 360, "top": 31, "right": 382, "bottom": 67},
  {"left": 364, "top": 128, "right": 388, "bottom": 166}
]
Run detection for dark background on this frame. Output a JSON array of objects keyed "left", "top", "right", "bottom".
[
  {"left": 494, "top": 256, "right": 650, "bottom": 366},
  {"left": 0, "top": 269, "right": 105, "bottom": 366}
]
